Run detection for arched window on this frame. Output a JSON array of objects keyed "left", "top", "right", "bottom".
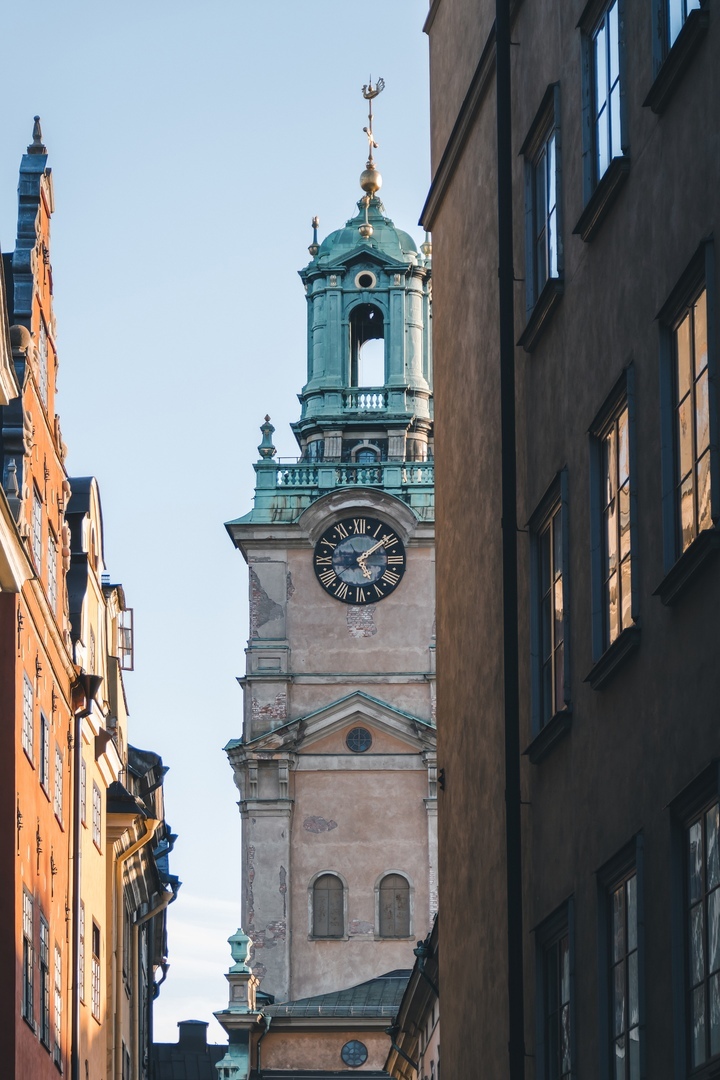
[
  {"left": 312, "top": 874, "right": 344, "bottom": 938},
  {"left": 378, "top": 874, "right": 410, "bottom": 938},
  {"left": 350, "top": 304, "right": 385, "bottom": 387}
]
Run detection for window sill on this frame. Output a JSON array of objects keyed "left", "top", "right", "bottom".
[
  {"left": 689, "top": 1056, "right": 720, "bottom": 1080},
  {"left": 654, "top": 528, "right": 720, "bottom": 606},
  {"left": 585, "top": 624, "right": 641, "bottom": 691},
  {"left": 523, "top": 708, "right": 572, "bottom": 765},
  {"left": 643, "top": 7, "right": 710, "bottom": 115},
  {"left": 307, "top": 935, "right": 349, "bottom": 942},
  {"left": 518, "top": 278, "right": 564, "bottom": 353},
  {"left": 22, "top": 1014, "right": 36, "bottom": 1033},
  {"left": 573, "top": 156, "right": 631, "bottom": 243}
]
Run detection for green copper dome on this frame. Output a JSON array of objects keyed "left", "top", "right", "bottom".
[{"left": 312, "top": 196, "right": 419, "bottom": 267}]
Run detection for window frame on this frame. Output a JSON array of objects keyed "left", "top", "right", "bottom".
[
  {"left": 519, "top": 83, "right": 564, "bottom": 352},
  {"left": 40, "top": 912, "right": 50, "bottom": 1048},
  {"left": 376, "top": 871, "right": 413, "bottom": 939},
  {"left": 40, "top": 712, "right": 50, "bottom": 794},
  {"left": 22, "top": 673, "right": 34, "bottom": 763},
  {"left": 656, "top": 240, "right": 719, "bottom": 605},
  {"left": 597, "top": 836, "right": 645, "bottom": 1080},
  {"left": 527, "top": 471, "right": 572, "bottom": 762},
  {"left": 54, "top": 744, "right": 64, "bottom": 825},
  {"left": 22, "top": 888, "right": 34, "bottom": 1028},
  {"left": 47, "top": 529, "right": 57, "bottom": 614},
  {"left": 576, "top": 0, "right": 630, "bottom": 242},
  {"left": 53, "top": 942, "right": 62, "bottom": 1068},
  {"left": 535, "top": 899, "right": 576, "bottom": 1080},
  {"left": 92, "top": 782, "right": 102, "bottom": 850},
  {"left": 32, "top": 486, "right": 43, "bottom": 568},
  {"left": 587, "top": 367, "right": 641, "bottom": 688},
  {"left": 671, "top": 763, "right": 720, "bottom": 1079},
  {"left": 91, "top": 921, "right": 101, "bottom": 1022},
  {"left": 79, "top": 901, "right": 85, "bottom": 1004},
  {"left": 309, "top": 871, "right": 347, "bottom": 940}
]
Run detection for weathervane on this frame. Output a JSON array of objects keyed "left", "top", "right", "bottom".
[
  {"left": 359, "top": 78, "right": 385, "bottom": 239},
  {"left": 362, "top": 77, "right": 385, "bottom": 168}
]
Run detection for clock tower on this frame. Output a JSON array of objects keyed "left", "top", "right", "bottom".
[{"left": 221, "top": 87, "right": 436, "bottom": 1054}]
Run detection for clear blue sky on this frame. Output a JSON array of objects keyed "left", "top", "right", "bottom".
[{"left": 0, "top": 1, "right": 431, "bottom": 1041}]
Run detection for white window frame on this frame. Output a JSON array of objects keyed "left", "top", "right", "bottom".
[{"left": 22, "top": 674, "right": 34, "bottom": 762}]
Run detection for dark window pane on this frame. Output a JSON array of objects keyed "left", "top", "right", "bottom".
[
  {"left": 690, "top": 821, "right": 704, "bottom": 903},
  {"left": 628, "top": 950, "right": 639, "bottom": 1027},
  {"left": 678, "top": 396, "right": 694, "bottom": 482},
  {"left": 677, "top": 313, "right": 692, "bottom": 401},
  {"left": 708, "top": 888, "right": 720, "bottom": 976},
  {"left": 691, "top": 903, "right": 706, "bottom": 986},
  {"left": 707, "top": 805, "right": 720, "bottom": 890},
  {"left": 696, "top": 369, "right": 710, "bottom": 455},
  {"left": 629, "top": 1026, "right": 640, "bottom": 1080},
  {"left": 693, "top": 983, "right": 707, "bottom": 1067},
  {"left": 613, "top": 885, "right": 626, "bottom": 962},
  {"left": 614, "top": 960, "right": 626, "bottom": 1036},
  {"left": 697, "top": 449, "right": 712, "bottom": 535},
  {"left": 614, "top": 1036, "right": 626, "bottom": 1080},
  {"left": 627, "top": 874, "right": 637, "bottom": 951},
  {"left": 711, "top": 972, "right": 720, "bottom": 1058}
]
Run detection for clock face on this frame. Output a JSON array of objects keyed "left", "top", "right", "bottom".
[{"left": 313, "top": 515, "right": 406, "bottom": 605}]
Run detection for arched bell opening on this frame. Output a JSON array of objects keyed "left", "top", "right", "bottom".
[{"left": 349, "top": 303, "right": 385, "bottom": 388}]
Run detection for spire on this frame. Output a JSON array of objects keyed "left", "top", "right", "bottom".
[
  {"left": 359, "top": 78, "right": 385, "bottom": 239},
  {"left": 27, "top": 116, "right": 47, "bottom": 156}
]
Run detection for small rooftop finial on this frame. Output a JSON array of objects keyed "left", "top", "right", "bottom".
[
  {"left": 308, "top": 216, "right": 320, "bottom": 258},
  {"left": 28, "top": 116, "right": 47, "bottom": 156},
  {"left": 258, "top": 416, "right": 276, "bottom": 460}
]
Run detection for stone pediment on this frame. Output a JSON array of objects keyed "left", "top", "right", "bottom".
[{"left": 234, "top": 692, "right": 435, "bottom": 757}]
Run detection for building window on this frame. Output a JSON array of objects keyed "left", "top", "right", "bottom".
[
  {"left": 378, "top": 874, "right": 411, "bottom": 938},
  {"left": 40, "top": 914, "right": 50, "bottom": 1048},
  {"left": 40, "top": 713, "right": 50, "bottom": 792},
  {"left": 89, "top": 627, "right": 96, "bottom": 675},
  {"left": 591, "top": 0, "right": 623, "bottom": 183},
  {"left": 22, "top": 673, "right": 34, "bottom": 762},
  {"left": 658, "top": 244, "right": 718, "bottom": 600},
  {"left": 522, "top": 86, "right": 563, "bottom": 313},
  {"left": 79, "top": 902, "right": 85, "bottom": 1003},
  {"left": 312, "top": 874, "right": 344, "bottom": 938},
  {"left": 122, "top": 1043, "right": 131, "bottom": 1080},
  {"left": 91, "top": 922, "right": 101, "bottom": 1021},
  {"left": 537, "top": 905, "right": 574, "bottom": 1080},
  {"left": 53, "top": 944, "right": 62, "bottom": 1067},
  {"left": 609, "top": 870, "right": 641, "bottom": 1077},
  {"left": 673, "top": 287, "right": 711, "bottom": 555},
  {"left": 118, "top": 608, "right": 134, "bottom": 672},
  {"left": 589, "top": 371, "right": 639, "bottom": 670},
  {"left": 80, "top": 760, "right": 86, "bottom": 825},
  {"left": 47, "top": 531, "right": 57, "bottom": 613},
  {"left": 122, "top": 900, "right": 132, "bottom": 983},
  {"left": 32, "top": 487, "right": 42, "bottom": 567},
  {"left": 644, "top": 0, "right": 708, "bottom": 112},
  {"left": 22, "top": 889, "right": 34, "bottom": 1026},
  {"left": 92, "top": 782, "right": 102, "bottom": 849},
  {"left": 577, "top": 0, "right": 629, "bottom": 241},
  {"left": 54, "top": 745, "right": 63, "bottom": 823},
  {"left": 687, "top": 799, "right": 720, "bottom": 1069},
  {"left": 38, "top": 319, "right": 48, "bottom": 408},
  {"left": 530, "top": 474, "right": 569, "bottom": 734}
]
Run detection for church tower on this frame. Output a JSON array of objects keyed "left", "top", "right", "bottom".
[{"left": 222, "top": 85, "right": 436, "bottom": 1038}]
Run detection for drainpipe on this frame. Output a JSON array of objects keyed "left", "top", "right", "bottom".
[
  {"left": 113, "top": 820, "right": 159, "bottom": 1079},
  {"left": 495, "top": 0, "right": 526, "bottom": 1075},
  {"left": 71, "top": 674, "right": 103, "bottom": 1080},
  {"left": 131, "top": 886, "right": 175, "bottom": 1077},
  {"left": 256, "top": 1013, "right": 271, "bottom": 1075}
]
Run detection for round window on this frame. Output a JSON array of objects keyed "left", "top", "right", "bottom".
[
  {"left": 346, "top": 727, "right": 372, "bottom": 753},
  {"left": 355, "top": 271, "right": 376, "bottom": 289},
  {"left": 341, "top": 1040, "right": 369, "bottom": 1067}
]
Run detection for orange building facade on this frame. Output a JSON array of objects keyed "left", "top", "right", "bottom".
[{"left": 0, "top": 120, "right": 178, "bottom": 1080}]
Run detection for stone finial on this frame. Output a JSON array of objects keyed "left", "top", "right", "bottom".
[
  {"left": 228, "top": 928, "right": 252, "bottom": 974},
  {"left": 27, "top": 116, "right": 47, "bottom": 156},
  {"left": 421, "top": 232, "right": 432, "bottom": 260},
  {"left": 257, "top": 416, "right": 276, "bottom": 460},
  {"left": 4, "top": 459, "right": 22, "bottom": 522}
]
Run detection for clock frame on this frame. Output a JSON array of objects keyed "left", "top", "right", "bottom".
[{"left": 313, "top": 515, "right": 407, "bottom": 605}]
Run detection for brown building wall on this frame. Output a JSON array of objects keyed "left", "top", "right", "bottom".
[{"left": 425, "top": 0, "right": 720, "bottom": 1075}]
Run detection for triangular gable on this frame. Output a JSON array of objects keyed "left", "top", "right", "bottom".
[{"left": 238, "top": 691, "right": 435, "bottom": 755}]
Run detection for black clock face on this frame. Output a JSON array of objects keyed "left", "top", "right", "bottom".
[{"left": 313, "top": 515, "right": 407, "bottom": 604}]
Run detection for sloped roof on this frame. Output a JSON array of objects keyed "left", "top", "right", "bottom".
[{"left": 267, "top": 971, "right": 411, "bottom": 1018}]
